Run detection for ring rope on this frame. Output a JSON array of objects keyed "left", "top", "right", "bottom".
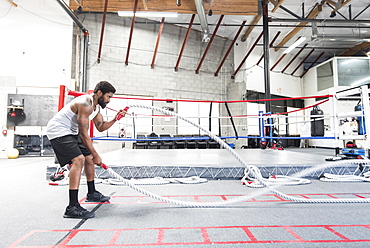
[{"left": 101, "top": 104, "right": 370, "bottom": 207}]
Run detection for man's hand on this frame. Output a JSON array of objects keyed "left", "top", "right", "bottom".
[
  {"left": 115, "top": 108, "right": 128, "bottom": 121},
  {"left": 92, "top": 154, "right": 102, "bottom": 166}
]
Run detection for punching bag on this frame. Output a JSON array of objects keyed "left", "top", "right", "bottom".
[
  {"left": 311, "top": 106, "right": 324, "bottom": 137},
  {"left": 355, "top": 105, "right": 366, "bottom": 135}
]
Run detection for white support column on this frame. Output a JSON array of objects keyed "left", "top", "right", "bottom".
[
  {"left": 360, "top": 85, "right": 370, "bottom": 149},
  {"left": 330, "top": 89, "right": 339, "bottom": 148}
]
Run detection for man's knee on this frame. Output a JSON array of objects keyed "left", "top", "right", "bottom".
[{"left": 71, "top": 155, "right": 85, "bottom": 168}]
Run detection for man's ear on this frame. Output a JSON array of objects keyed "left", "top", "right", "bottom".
[{"left": 97, "top": 90, "right": 103, "bottom": 97}]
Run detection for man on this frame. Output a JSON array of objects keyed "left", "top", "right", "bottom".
[{"left": 47, "top": 81, "right": 126, "bottom": 219}]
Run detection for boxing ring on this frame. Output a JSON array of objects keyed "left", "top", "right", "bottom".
[{"left": 46, "top": 85, "right": 370, "bottom": 181}]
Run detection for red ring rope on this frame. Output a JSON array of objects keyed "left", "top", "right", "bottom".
[{"left": 66, "top": 89, "right": 332, "bottom": 104}]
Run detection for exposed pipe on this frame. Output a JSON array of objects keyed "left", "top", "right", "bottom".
[
  {"left": 134, "top": 21, "right": 370, "bottom": 29},
  {"left": 194, "top": 0, "right": 210, "bottom": 42},
  {"left": 55, "top": 0, "right": 88, "bottom": 33},
  {"left": 270, "top": 18, "right": 370, "bottom": 24},
  {"left": 82, "top": 31, "right": 89, "bottom": 92},
  {"left": 55, "top": 0, "right": 89, "bottom": 92},
  {"left": 262, "top": 0, "right": 271, "bottom": 113}
]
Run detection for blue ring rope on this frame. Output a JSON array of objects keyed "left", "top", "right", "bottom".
[{"left": 91, "top": 135, "right": 336, "bottom": 141}]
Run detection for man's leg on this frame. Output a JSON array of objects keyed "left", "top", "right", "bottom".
[
  {"left": 84, "top": 155, "right": 110, "bottom": 202},
  {"left": 63, "top": 155, "right": 95, "bottom": 219}
]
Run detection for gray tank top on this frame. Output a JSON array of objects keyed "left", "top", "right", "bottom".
[{"left": 46, "top": 94, "right": 100, "bottom": 140}]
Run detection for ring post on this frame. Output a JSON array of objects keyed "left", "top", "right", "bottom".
[{"left": 58, "top": 85, "right": 66, "bottom": 111}]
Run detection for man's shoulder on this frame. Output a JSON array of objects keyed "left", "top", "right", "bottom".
[{"left": 74, "top": 95, "right": 92, "bottom": 106}]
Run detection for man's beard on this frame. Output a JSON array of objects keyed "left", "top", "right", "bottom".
[{"left": 98, "top": 97, "right": 107, "bottom": 109}]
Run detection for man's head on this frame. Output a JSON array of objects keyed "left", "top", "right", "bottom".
[{"left": 94, "top": 81, "right": 116, "bottom": 109}]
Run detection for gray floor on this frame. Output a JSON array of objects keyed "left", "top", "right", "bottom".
[{"left": 1, "top": 148, "right": 370, "bottom": 247}]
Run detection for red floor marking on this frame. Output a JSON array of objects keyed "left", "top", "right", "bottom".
[
  {"left": 80, "top": 193, "right": 370, "bottom": 205},
  {"left": 282, "top": 226, "right": 305, "bottom": 241},
  {"left": 324, "top": 226, "right": 350, "bottom": 240},
  {"left": 200, "top": 227, "right": 211, "bottom": 243},
  {"left": 8, "top": 224, "right": 370, "bottom": 247}
]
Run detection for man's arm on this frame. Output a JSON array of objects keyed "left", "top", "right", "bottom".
[
  {"left": 76, "top": 102, "right": 102, "bottom": 165},
  {"left": 93, "top": 109, "right": 127, "bottom": 132}
]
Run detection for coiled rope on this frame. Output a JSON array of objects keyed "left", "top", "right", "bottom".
[
  {"left": 103, "top": 104, "right": 370, "bottom": 206},
  {"left": 241, "top": 165, "right": 311, "bottom": 188}
]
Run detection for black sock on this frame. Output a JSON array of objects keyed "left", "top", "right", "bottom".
[
  {"left": 87, "top": 180, "right": 95, "bottom": 194},
  {"left": 69, "top": 189, "right": 79, "bottom": 207}
]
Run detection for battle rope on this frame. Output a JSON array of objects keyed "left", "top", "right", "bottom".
[
  {"left": 104, "top": 176, "right": 208, "bottom": 186},
  {"left": 320, "top": 163, "right": 370, "bottom": 182},
  {"left": 101, "top": 104, "right": 370, "bottom": 206},
  {"left": 241, "top": 165, "right": 311, "bottom": 188}
]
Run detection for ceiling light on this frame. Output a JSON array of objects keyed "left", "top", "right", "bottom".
[
  {"left": 342, "top": 59, "right": 358, "bottom": 65},
  {"left": 283, "top": 36, "right": 306, "bottom": 54},
  {"left": 351, "top": 76, "right": 370, "bottom": 87},
  {"left": 117, "top": 11, "right": 178, "bottom": 18}
]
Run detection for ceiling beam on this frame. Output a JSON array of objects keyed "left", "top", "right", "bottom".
[
  {"left": 257, "top": 31, "right": 281, "bottom": 66},
  {"left": 151, "top": 17, "right": 165, "bottom": 68},
  {"left": 241, "top": 14, "right": 261, "bottom": 42},
  {"left": 125, "top": 0, "right": 139, "bottom": 65},
  {"left": 328, "top": 0, "right": 351, "bottom": 17},
  {"left": 341, "top": 42, "right": 370, "bottom": 56},
  {"left": 5, "top": 0, "right": 17, "bottom": 7},
  {"left": 232, "top": 31, "right": 264, "bottom": 79},
  {"left": 281, "top": 43, "right": 307, "bottom": 74},
  {"left": 300, "top": 52, "right": 325, "bottom": 78},
  {"left": 97, "top": 0, "right": 109, "bottom": 63},
  {"left": 69, "top": 0, "right": 259, "bottom": 15},
  {"left": 274, "top": 3, "right": 322, "bottom": 52},
  {"left": 174, "top": 14, "right": 196, "bottom": 72},
  {"left": 214, "top": 20, "right": 246, "bottom": 77},
  {"left": 270, "top": 0, "right": 284, "bottom": 13},
  {"left": 291, "top": 48, "right": 315, "bottom": 76},
  {"left": 195, "top": 15, "right": 224, "bottom": 74}
]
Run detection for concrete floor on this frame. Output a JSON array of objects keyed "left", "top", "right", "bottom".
[{"left": 1, "top": 148, "right": 370, "bottom": 247}]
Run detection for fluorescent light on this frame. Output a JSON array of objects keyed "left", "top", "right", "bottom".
[
  {"left": 342, "top": 59, "right": 358, "bottom": 65},
  {"left": 283, "top": 36, "right": 306, "bottom": 54},
  {"left": 352, "top": 76, "right": 370, "bottom": 87},
  {"left": 117, "top": 11, "right": 178, "bottom": 18}
]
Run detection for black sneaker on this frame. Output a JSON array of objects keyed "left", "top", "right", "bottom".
[
  {"left": 63, "top": 203, "right": 95, "bottom": 219},
  {"left": 86, "top": 191, "right": 110, "bottom": 202}
]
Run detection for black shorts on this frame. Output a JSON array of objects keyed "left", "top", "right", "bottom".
[{"left": 50, "top": 135, "right": 91, "bottom": 166}]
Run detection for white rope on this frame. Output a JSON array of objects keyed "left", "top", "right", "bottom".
[
  {"left": 102, "top": 104, "right": 370, "bottom": 206},
  {"left": 241, "top": 165, "right": 311, "bottom": 188},
  {"left": 103, "top": 176, "right": 208, "bottom": 185},
  {"left": 319, "top": 173, "right": 370, "bottom": 182}
]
